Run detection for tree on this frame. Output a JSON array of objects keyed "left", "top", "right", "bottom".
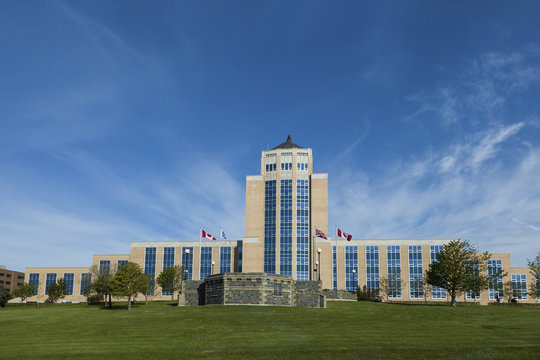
[
  {"left": 109, "top": 262, "right": 149, "bottom": 310},
  {"left": 0, "top": 285, "right": 12, "bottom": 308},
  {"left": 378, "top": 277, "right": 390, "bottom": 301},
  {"left": 503, "top": 280, "right": 515, "bottom": 304},
  {"left": 46, "top": 278, "right": 68, "bottom": 303},
  {"left": 463, "top": 261, "right": 483, "bottom": 305},
  {"left": 13, "top": 283, "right": 36, "bottom": 303},
  {"left": 528, "top": 252, "right": 540, "bottom": 306},
  {"left": 156, "top": 265, "right": 185, "bottom": 306},
  {"left": 88, "top": 264, "right": 117, "bottom": 309},
  {"left": 426, "top": 239, "right": 491, "bottom": 307}
]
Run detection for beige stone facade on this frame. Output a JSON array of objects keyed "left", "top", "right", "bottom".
[{"left": 23, "top": 137, "right": 539, "bottom": 304}]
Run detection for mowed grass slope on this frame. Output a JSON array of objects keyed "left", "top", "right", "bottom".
[{"left": 1, "top": 301, "right": 539, "bottom": 359}]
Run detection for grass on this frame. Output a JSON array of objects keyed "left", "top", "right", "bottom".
[{"left": 0, "top": 301, "right": 539, "bottom": 359}]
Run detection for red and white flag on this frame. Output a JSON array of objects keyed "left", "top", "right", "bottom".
[
  {"left": 201, "top": 229, "right": 216, "bottom": 240},
  {"left": 337, "top": 228, "right": 352, "bottom": 241}
]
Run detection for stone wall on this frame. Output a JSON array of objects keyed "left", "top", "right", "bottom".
[
  {"left": 322, "top": 289, "right": 357, "bottom": 301},
  {"left": 183, "top": 273, "right": 325, "bottom": 308}
]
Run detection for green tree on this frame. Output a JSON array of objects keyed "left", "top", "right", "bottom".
[
  {"left": 0, "top": 284, "right": 12, "bottom": 308},
  {"left": 12, "top": 283, "right": 36, "bottom": 303},
  {"left": 109, "top": 262, "right": 149, "bottom": 310},
  {"left": 156, "top": 265, "right": 185, "bottom": 306},
  {"left": 89, "top": 264, "right": 117, "bottom": 309},
  {"left": 528, "top": 252, "right": 540, "bottom": 306},
  {"left": 426, "top": 240, "right": 490, "bottom": 307},
  {"left": 46, "top": 278, "right": 68, "bottom": 303}
]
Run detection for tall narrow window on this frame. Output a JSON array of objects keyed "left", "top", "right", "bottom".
[
  {"left": 409, "top": 246, "right": 423, "bottom": 299},
  {"left": 220, "top": 247, "right": 231, "bottom": 273},
  {"left": 80, "top": 273, "right": 92, "bottom": 296},
  {"left": 280, "top": 179, "right": 292, "bottom": 276},
  {"left": 296, "top": 179, "right": 309, "bottom": 280},
  {"left": 366, "top": 246, "right": 380, "bottom": 294},
  {"left": 182, "top": 247, "right": 193, "bottom": 280},
  {"left": 345, "top": 246, "right": 358, "bottom": 291},
  {"left": 63, "top": 273, "right": 74, "bottom": 296},
  {"left": 264, "top": 180, "right": 276, "bottom": 273},
  {"left": 430, "top": 246, "right": 446, "bottom": 299},
  {"left": 45, "top": 273, "right": 57, "bottom": 295},
  {"left": 387, "top": 246, "right": 401, "bottom": 298},
  {"left": 162, "top": 247, "right": 175, "bottom": 295},
  {"left": 333, "top": 246, "right": 337, "bottom": 290},
  {"left": 144, "top": 247, "right": 156, "bottom": 295},
  {"left": 488, "top": 259, "right": 503, "bottom": 300},
  {"left": 200, "top": 247, "right": 212, "bottom": 279},
  {"left": 29, "top": 273, "right": 39, "bottom": 294},
  {"left": 237, "top": 244, "right": 243, "bottom": 273}
]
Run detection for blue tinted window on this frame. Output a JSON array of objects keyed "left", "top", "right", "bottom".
[
  {"left": 488, "top": 260, "right": 503, "bottom": 300},
  {"left": 45, "top": 273, "right": 57, "bottom": 295},
  {"left": 144, "top": 247, "right": 156, "bottom": 295},
  {"left": 29, "top": 273, "right": 39, "bottom": 294},
  {"left": 200, "top": 247, "right": 212, "bottom": 279},
  {"left": 117, "top": 260, "right": 128, "bottom": 269},
  {"left": 345, "top": 246, "right": 358, "bottom": 291},
  {"left": 409, "top": 246, "right": 423, "bottom": 299},
  {"left": 264, "top": 180, "right": 276, "bottom": 273},
  {"left": 220, "top": 247, "right": 231, "bottom": 273},
  {"left": 430, "top": 246, "right": 446, "bottom": 299},
  {"left": 366, "top": 246, "right": 379, "bottom": 294},
  {"left": 182, "top": 247, "right": 193, "bottom": 280},
  {"left": 387, "top": 246, "right": 401, "bottom": 298},
  {"left": 280, "top": 180, "right": 292, "bottom": 276},
  {"left": 162, "top": 247, "right": 175, "bottom": 295},
  {"left": 80, "top": 273, "right": 92, "bottom": 296},
  {"left": 296, "top": 180, "right": 309, "bottom": 280},
  {"left": 63, "top": 273, "right": 74, "bottom": 295},
  {"left": 99, "top": 260, "right": 111, "bottom": 275},
  {"left": 511, "top": 274, "right": 527, "bottom": 300}
]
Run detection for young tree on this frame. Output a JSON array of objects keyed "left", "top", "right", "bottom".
[
  {"left": 0, "top": 285, "right": 12, "bottom": 308},
  {"left": 12, "top": 283, "right": 36, "bottom": 303},
  {"left": 463, "top": 261, "right": 484, "bottom": 305},
  {"left": 109, "top": 262, "right": 149, "bottom": 310},
  {"left": 157, "top": 265, "right": 185, "bottom": 306},
  {"left": 378, "top": 277, "right": 390, "bottom": 301},
  {"left": 503, "top": 280, "right": 515, "bottom": 304},
  {"left": 426, "top": 239, "right": 491, "bottom": 307},
  {"left": 46, "top": 278, "right": 68, "bottom": 303},
  {"left": 528, "top": 252, "right": 540, "bottom": 306},
  {"left": 89, "top": 264, "right": 117, "bottom": 309}
]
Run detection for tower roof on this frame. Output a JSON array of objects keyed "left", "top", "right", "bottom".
[{"left": 272, "top": 135, "right": 304, "bottom": 150}]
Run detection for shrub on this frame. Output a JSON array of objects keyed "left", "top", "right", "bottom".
[
  {"left": 87, "top": 294, "right": 104, "bottom": 305},
  {"left": 357, "top": 285, "right": 379, "bottom": 302}
]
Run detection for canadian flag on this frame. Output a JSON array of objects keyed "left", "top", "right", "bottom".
[
  {"left": 337, "top": 228, "right": 352, "bottom": 241},
  {"left": 201, "top": 229, "right": 216, "bottom": 240}
]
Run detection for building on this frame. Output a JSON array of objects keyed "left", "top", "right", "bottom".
[
  {"left": 0, "top": 265, "right": 25, "bottom": 293},
  {"left": 24, "top": 136, "right": 539, "bottom": 305}
]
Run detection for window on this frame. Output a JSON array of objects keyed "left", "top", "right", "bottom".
[
  {"left": 297, "top": 163, "right": 308, "bottom": 171},
  {"left": 220, "top": 247, "right": 232, "bottom": 273},
  {"left": 333, "top": 246, "right": 337, "bottom": 290},
  {"left": 237, "top": 244, "right": 243, "bottom": 273},
  {"left": 200, "top": 247, "right": 212, "bottom": 279},
  {"left": 265, "top": 163, "right": 276, "bottom": 172},
  {"left": 0, "top": 273, "right": 4, "bottom": 276},
  {"left": 80, "top": 273, "right": 92, "bottom": 296},
  {"left": 409, "top": 246, "right": 423, "bottom": 299},
  {"left": 45, "top": 273, "right": 57, "bottom": 295},
  {"left": 182, "top": 247, "right": 193, "bottom": 280},
  {"left": 488, "top": 260, "right": 503, "bottom": 300},
  {"left": 29, "top": 273, "right": 39, "bottom": 294},
  {"left": 264, "top": 180, "right": 276, "bottom": 273},
  {"left": 274, "top": 282, "right": 282, "bottom": 296},
  {"left": 63, "top": 273, "right": 74, "bottom": 295},
  {"left": 99, "top": 260, "right": 111, "bottom": 275},
  {"left": 296, "top": 179, "right": 309, "bottom": 280},
  {"left": 144, "top": 248, "right": 156, "bottom": 295},
  {"left": 345, "top": 246, "right": 358, "bottom": 291},
  {"left": 366, "top": 246, "right": 379, "bottom": 295},
  {"left": 162, "top": 247, "right": 175, "bottom": 295},
  {"left": 465, "top": 260, "right": 481, "bottom": 300},
  {"left": 387, "top": 246, "right": 401, "bottom": 298},
  {"left": 6, "top": 273, "right": 11, "bottom": 278},
  {"left": 18, "top": 275, "right": 24, "bottom": 280},
  {"left": 280, "top": 179, "right": 292, "bottom": 276},
  {"left": 117, "top": 260, "right": 128, "bottom": 269},
  {"left": 430, "top": 246, "right": 446, "bottom": 299},
  {"left": 511, "top": 274, "right": 527, "bottom": 300},
  {"left": 280, "top": 162, "right": 292, "bottom": 170}
]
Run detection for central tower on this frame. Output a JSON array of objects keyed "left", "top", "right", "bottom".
[{"left": 244, "top": 136, "right": 328, "bottom": 280}]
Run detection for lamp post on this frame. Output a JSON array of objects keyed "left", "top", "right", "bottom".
[
  {"left": 211, "top": 261, "right": 215, "bottom": 275},
  {"left": 315, "top": 261, "right": 319, "bottom": 281},
  {"left": 317, "top": 248, "right": 322, "bottom": 281},
  {"left": 184, "top": 249, "right": 190, "bottom": 280},
  {"left": 352, "top": 269, "right": 357, "bottom": 292}
]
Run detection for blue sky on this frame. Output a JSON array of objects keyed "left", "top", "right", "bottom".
[{"left": 1, "top": 1, "right": 540, "bottom": 271}]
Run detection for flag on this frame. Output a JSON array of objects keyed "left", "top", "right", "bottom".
[
  {"left": 315, "top": 229, "right": 328, "bottom": 239},
  {"left": 221, "top": 229, "right": 231, "bottom": 245},
  {"left": 201, "top": 229, "right": 216, "bottom": 240},
  {"left": 337, "top": 228, "right": 352, "bottom": 241}
]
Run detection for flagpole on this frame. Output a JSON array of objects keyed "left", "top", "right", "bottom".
[
  {"left": 335, "top": 224, "right": 338, "bottom": 291},
  {"left": 199, "top": 228, "right": 202, "bottom": 280}
]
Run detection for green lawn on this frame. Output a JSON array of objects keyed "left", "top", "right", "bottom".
[{"left": 1, "top": 301, "right": 539, "bottom": 359}]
